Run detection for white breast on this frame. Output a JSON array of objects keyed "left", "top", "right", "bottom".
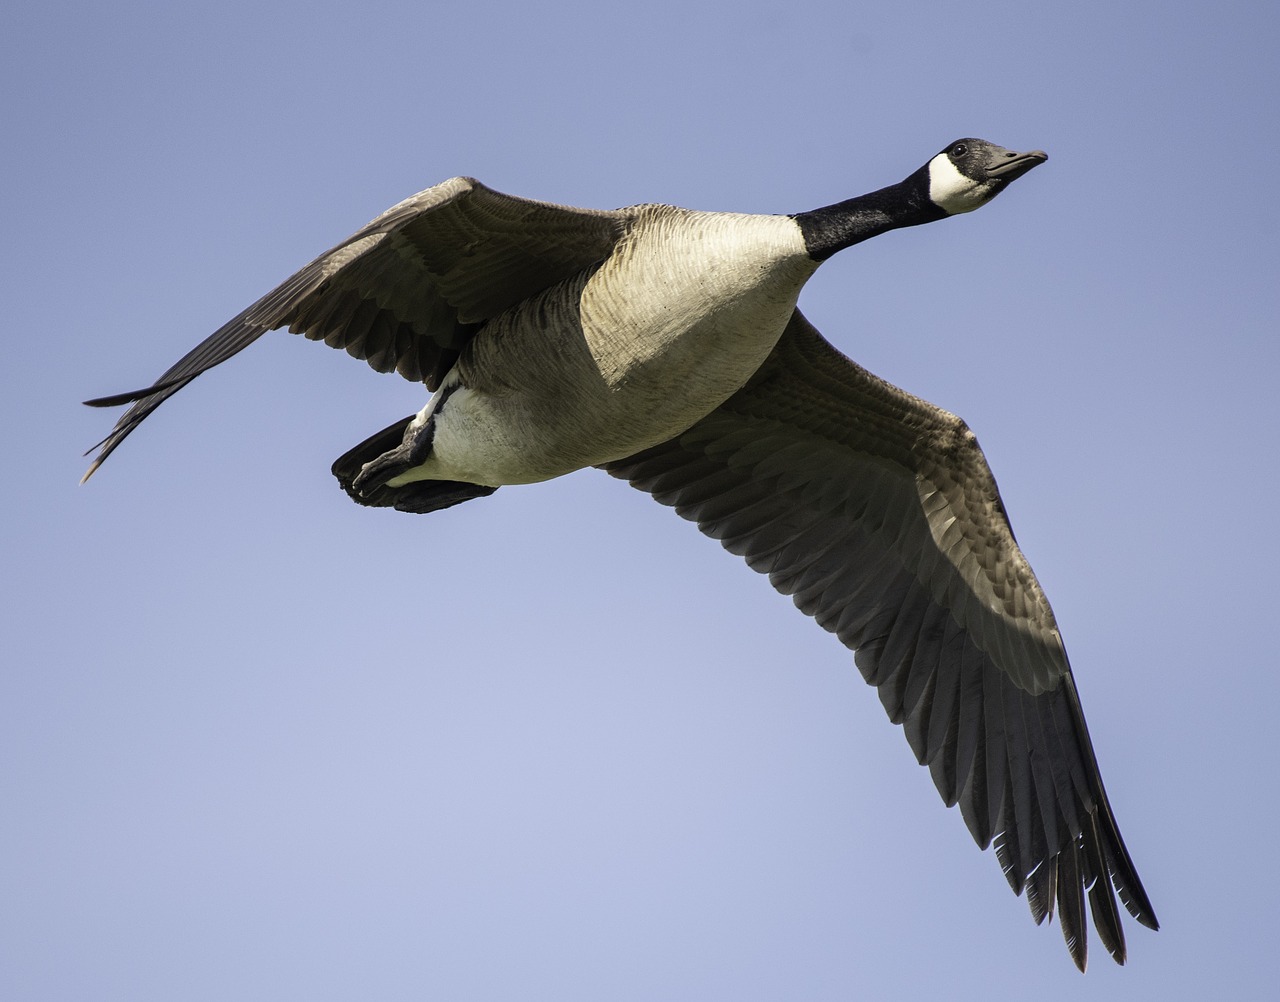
[{"left": 580, "top": 207, "right": 816, "bottom": 390}]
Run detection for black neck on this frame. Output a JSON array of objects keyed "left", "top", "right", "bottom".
[{"left": 792, "top": 166, "right": 947, "bottom": 261}]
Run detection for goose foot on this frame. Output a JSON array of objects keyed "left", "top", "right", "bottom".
[{"left": 351, "top": 413, "right": 435, "bottom": 495}]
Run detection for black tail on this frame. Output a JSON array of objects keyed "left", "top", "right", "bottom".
[{"left": 331, "top": 415, "right": 498, "bottom": 514}]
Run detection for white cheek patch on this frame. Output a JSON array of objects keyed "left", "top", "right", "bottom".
[{"left": 927, "top": 153, "right": 996, "bottom": 215}]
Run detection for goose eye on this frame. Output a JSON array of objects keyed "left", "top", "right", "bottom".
[{"left": 952, "top": 143, "right": 968, "bottom": 157}]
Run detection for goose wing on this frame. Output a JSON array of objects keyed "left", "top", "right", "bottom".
[
  {"left": 600, "top": 309, "right": 1157, "bottom": 969},
  {"left": 83, "top": 177, "right": 630, "bottom": 479}
]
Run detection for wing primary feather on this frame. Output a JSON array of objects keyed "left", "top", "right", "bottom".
[
  {"left": 1083, "top": 813, "right": 1127, "bottom": 964},
  {"left": 928, "top": 620, "right": 966, "bottom": 759},
  {"left": 1025, "top": 857, "right": 1056, "bottom": 927},
  {"left": 948, "top": 641, "right": 987, "bottom": 821},
  {"left": 901, "top": 669, "right": 937, "bottom": 764},
  {"left": 993, "top": 793, "right": 1022, "bottom": 893},
  {"left": 899, "top": 600, "right": 950, "bottom": 734},
  {"left": 1017, "top": 688, "right": 1064, "bottom": 862},
  {"left": 957, "top": 709, "right": 994, "bottom": 848},
  {"left": 83, "top": 375, "right": 193, "bottom": 409},
  {"left": 1057, "top": 840, "right": 1087, "bottom": 970},
  {"left": 1003, "top": 682, "right": 1043, "bottom": 889},
  {"left": 981, "top": 661, "right": 1010, "bottom": 848},
  {"left": 922, "top": 622, "right": 966, "bottom": 803}
]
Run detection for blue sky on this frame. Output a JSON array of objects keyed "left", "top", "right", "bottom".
[{"left": 5, "top": 1, "right": 1277, "bottom": 998}]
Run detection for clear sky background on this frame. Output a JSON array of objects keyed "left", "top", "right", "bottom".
[{"left": 5, "top": 2, "right": 1277, "bottom": 999}]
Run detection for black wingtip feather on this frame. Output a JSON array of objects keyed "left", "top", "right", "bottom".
[
  {"left": 1025, "top": 858, "right": 1056, "bottom": 927},
  {"left": 83, "top": 389, "right": 149, "bottom": 408},
  {"left": 82, "top": 374, "right": 191, "bottom": 408},
  {"left": 1057, "top": 843, "right": 1087, "bottom": 971}
]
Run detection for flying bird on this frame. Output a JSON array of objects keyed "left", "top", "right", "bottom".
[{"left": 84, "top": 139, "right": 1158, "bottom": 969}]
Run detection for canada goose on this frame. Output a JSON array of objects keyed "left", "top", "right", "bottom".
[{"left": 83, "top": 138, "right": 1158, "bottom": 969}]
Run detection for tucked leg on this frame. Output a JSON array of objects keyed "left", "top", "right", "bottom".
[{"left": 331, "top": 411, "right": 498, "bottom": 514}]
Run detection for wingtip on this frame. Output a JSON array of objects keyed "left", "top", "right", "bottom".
[
  {"left": 83, "top": 388, "right": 148, "bottom": 408},
  {"left": 80, "top": 459, "right": 101, "bottom": 485}
]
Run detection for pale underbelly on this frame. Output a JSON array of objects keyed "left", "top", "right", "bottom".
[{"left": 391, "top": 299, "right": 797, "bottom": 487}]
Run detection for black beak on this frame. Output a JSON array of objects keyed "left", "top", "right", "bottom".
[{"left": 985, "top": 149, "right": 1049, "bottom": 181}]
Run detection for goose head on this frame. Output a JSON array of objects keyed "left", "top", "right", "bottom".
[{"left": 924, "top": 139, "right": 1048, "bottom": 216}]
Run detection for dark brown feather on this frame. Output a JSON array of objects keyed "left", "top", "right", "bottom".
[
  {"left": 600, "top": 309, "right": 1157, "bottom": 967},
  {"left": 82, "top": 177, "right": 628, "bottom": 480}
]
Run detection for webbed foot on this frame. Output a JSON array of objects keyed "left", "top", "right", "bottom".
[
  {"left": 331, "top": 411, "right": 498, "bottom": 515},
  {"left": 350, "top": 412, "right": 436, "bottom": 495}
]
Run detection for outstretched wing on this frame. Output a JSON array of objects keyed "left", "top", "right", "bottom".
[
  {"left": 600, "top": 309, "right": 1157, "bottom": 970},
  {"left": 83, "top": 177, "right": 630, "bottom": 479}
]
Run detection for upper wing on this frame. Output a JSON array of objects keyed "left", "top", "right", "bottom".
[
  {"left": 83, "top": 177, "right": 630, "bottom": 479},
  {"left": 600, "top": 309, "right": 1157, "bottom": 969}
]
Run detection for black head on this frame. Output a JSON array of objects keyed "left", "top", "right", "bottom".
[{"left": 925, "top": 138, "right": 1048, "bottom": 215}]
